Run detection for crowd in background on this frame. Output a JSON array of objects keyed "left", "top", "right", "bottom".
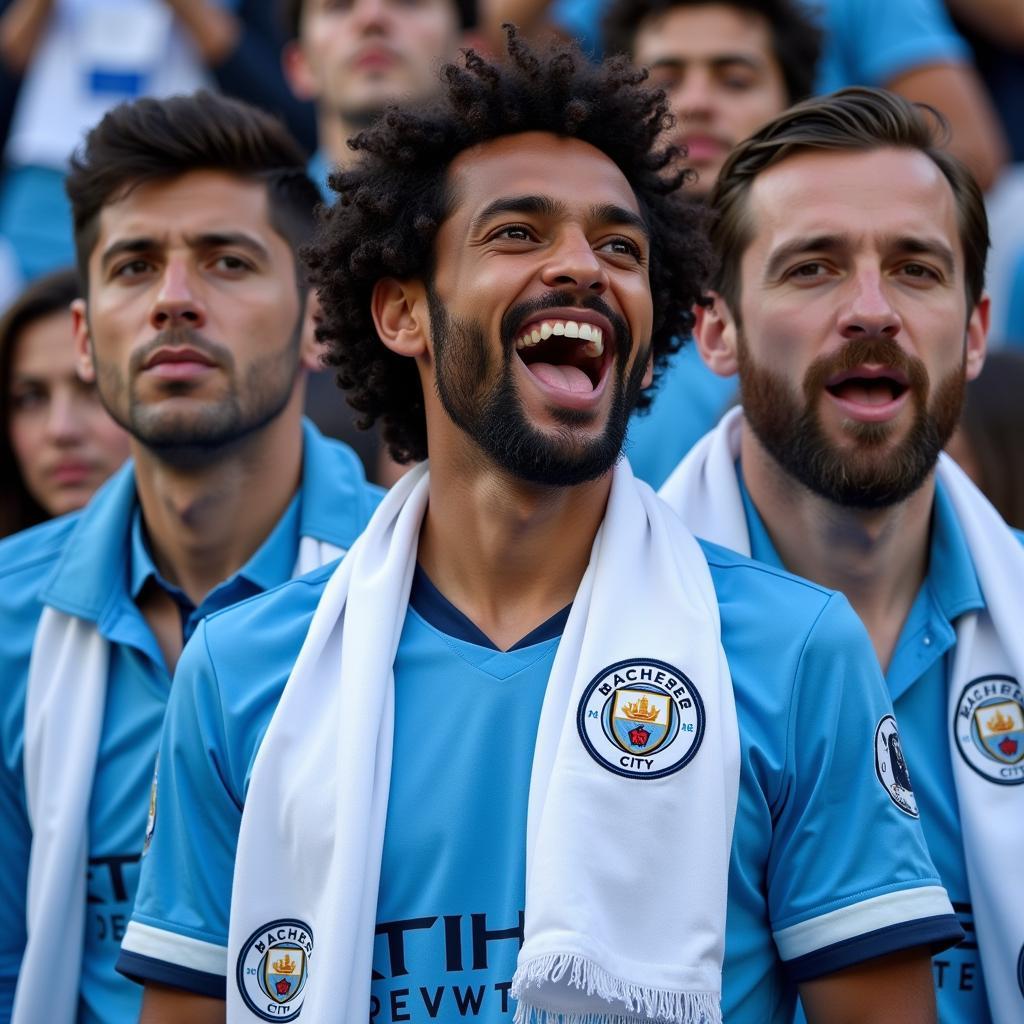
[{"left": 1, "top": 0, "right": 1022, "bottom": 535}]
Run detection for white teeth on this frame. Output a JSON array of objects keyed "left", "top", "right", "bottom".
[
  {"left": 564, "top": 321, "right": 580, "bottom": 339},
  {"left": 552, "top": 322, "right": 566, "bottom": 336},
  {"left": 531, "top": 328, "right": 541, "bottom": 344},
  {"left": 540, "top": 322, "right": 553, "bottom": 340},
  {"left": 514, "top": 320, "right": 607, "bottom": 355},
  {"left": 579, "top": 323, "right": 593, "bottom": 341}
]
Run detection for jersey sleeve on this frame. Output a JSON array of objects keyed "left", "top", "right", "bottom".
[
  {"left": 833, "top": 0, "right": 970, "bottom": 87},
  {"left": 0, "top": 703, "right": 29, "bottom": 1023},
  {"left": 116, "top": 620, "right": 238, "bottom": 998},
  {"left": 767, "top": 592, "right": 962, "bottom": 982}
]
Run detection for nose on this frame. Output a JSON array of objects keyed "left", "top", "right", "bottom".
[
  {"left": 675, "top": 68, "right": 714, "bottom": 122},
  {"left": 351, "top": 0, "right": 390, "bottom": 32},
  {"left": 46, "top": 387, "right": 84, "bottom": 445},
  {"left": 541, "top": 228, "right": 608, "bottom": 296},
  {"left": 150, "top": 259, "right": 206, "bottom": 333},
  {"left": 837, "top": 269, "right": 902, "bottom": 339}
]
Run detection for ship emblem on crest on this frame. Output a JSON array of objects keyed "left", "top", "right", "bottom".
[
  {"left": 577, "top": 658, "right": 705, "bottom": 780},
  {"left": 954, "top": 676, "right": 1024, "bottom": 784}
]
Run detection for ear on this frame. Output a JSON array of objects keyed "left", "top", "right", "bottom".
[
  {"left": 282, "top": 40, "right": 319, "bottom": 102},
  {"left": 640, "top": 349, "right": 654, "bottom": 390},
  {"left": 693, "top": 292, "right": 740, "bottom": 377},
  {"left": 371, "top": 277, "right": 430, "bottom": 358},
  {"left": 964, "top": 293, "right": 989, "bottom": 382},
  {"left": 71, "top": 298, "right": 96, "bottom": 382},
  {"left": 298, "top": 290, "right": 325, "bottom": 372}
]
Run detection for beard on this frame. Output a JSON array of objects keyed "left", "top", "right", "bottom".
[
  {"left": 738, "top": 333, "right": 966, "bottom": 509},
  {"left": 93, "top": 319, "right": 303, "bottom": 469},
  {"left": 428, "top": 288, "right": 649, "bottom": 487}
]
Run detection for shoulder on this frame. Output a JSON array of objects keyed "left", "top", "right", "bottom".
[{"left": 0, "top": 512, "right": 77, "bottom": 585}]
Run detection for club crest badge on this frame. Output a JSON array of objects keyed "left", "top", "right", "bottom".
[
  {"left": 142, "top": 758, "right": 157, "bottom": 856},
  {"left": 954, "top": 676, "right": 1024, "bottom": 785},
  {"left": 237, "top": 919, "right": 313, "bottom": 1021},
  {"left": 875, "top": 715, "right": 918, "bottom": 817},
  {"left": 577, "top": 658, "right": 705, "bottom": 780}
]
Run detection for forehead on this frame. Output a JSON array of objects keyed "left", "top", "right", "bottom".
[
  {"left": 11, "top": 310, "right": 75, "bottom": 374},
  {"left": 744, "top": 147, "right": 962, "bottom": 263},
  {"left": 93, "top": 170, "right": 278, "bottom": 253},
  {"left": 633, "top": 4, "right": 776, "bottom": 64},
  {"left": 445, "top": 132, "right": 642, "bottom": 225}
]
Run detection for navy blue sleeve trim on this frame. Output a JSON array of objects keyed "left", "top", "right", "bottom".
[
  {"left": 786, "top": 914, "right": 964, "bottom": 983},
  {"left": 116, "top": 950, "right": 226, "bottom": 999}
]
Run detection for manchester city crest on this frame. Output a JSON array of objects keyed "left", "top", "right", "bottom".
[
  {"left": 874, "top": 715, "right": 918, "bottom": 817},
  {"left": 237, "top": 919, "right": 313, "bottom": 1021},
  {"left": 577, "top": 658, "right": 705, "bottom": 780},
  {"left": 954, "top": 676, "right": 1024, "bottom": 785}
]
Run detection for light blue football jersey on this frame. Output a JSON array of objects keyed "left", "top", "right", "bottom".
[
  {"left": 0, "top": 421, "right": 381, "bottom": 1024},
  {"left": 739, "top": 475, "right": 1024, "bottom": 1024},
  {"left": 121, "top": 544, "right": 960, "bottom": 1023}
]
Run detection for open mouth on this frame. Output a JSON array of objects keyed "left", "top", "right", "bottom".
[
  {"left": 514, "top": 316, "right": 611, "bottom": 396},
  {"left": 825, "top": 366, "right": 910, "bottom": 408}
]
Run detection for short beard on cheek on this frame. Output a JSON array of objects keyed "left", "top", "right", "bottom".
[
  {"left": 738, "top": 333, "right": 966, "bottom": 509},
  {"left": 428, "top": 289, "right": 647, "bottom": 487},
  {"left": 92, "top": 321, "right": 302, "bottom": 469}
]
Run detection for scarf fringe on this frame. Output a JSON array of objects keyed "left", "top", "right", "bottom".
[{"left": 512, "top": 954, "right": 721, "bottom": 1024}]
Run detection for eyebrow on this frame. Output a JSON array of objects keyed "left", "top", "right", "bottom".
[
  {"left": 764, "top": 234, "right": 957, "bottom": 280},
  {"left": 471, "top": 194, "right": 649, "bottom": 237},
  {"left": 99, "top": 231, "right": 270, "bottom": 271},
  {"left": 648, "top": 54, "right": 765, "bottom": 73}
]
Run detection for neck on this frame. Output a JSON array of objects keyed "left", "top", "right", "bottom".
[
  {"left": 417, "top": 448, "right": 612, "bottom": 652},
  {"left": 739, "top": 422, "right": 934, "bottom": 671},
  {"left": 132, "top": 404, "right": 305, "bottom": 606},
  {"left": 317, "top": 109, "right": 367, "bottom": 171}
]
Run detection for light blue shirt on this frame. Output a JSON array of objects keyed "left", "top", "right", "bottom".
[
  {"left": 121, "top": 543, "right": 960, "bottom": 1022},
  {"left": 0, "top": 421, "right": 381, "bottom": 1024},
  {"left": 812, "top": 0, "right": 970, "bottom": 94},
  {"left": 739, "top": 475, "right": 993, "bottom": 1024}
]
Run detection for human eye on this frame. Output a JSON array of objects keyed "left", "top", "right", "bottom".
[
  {"left": 787, "top": 261, "right": 831, "bottom": 281},
  {"left": 10, "top": 384, "right": 46, "bottom": 412},
  {"left": 717, "top": 64, "right": 757, "bottom": 91},
  {"left": 111, "top": 258, "right": 153, "bottom": 280},
  {"left": 898, "top": 261, "right": 940, "bottom": 283},
  {"left": 490, "top": 224, "right": 536, "bottom": 243},
  {"left": 598, "top": 235, "right": 644, "bottom": 260},
  {"left": 212, "top": 253, "right": 254, "bottom": 274}
]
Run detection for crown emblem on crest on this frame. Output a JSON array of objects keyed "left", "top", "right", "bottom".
[
  {"left": 987, "top": 708, "right": 1016, "bottom": 733},
  {"left": 273, "top": 954, "right": 297, "bottom": 975},
  {"left": 622, "top": 695, "right": 660, "bottom": 722}
]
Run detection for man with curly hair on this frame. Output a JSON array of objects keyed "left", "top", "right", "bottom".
[{"left": 121, "top": 33, "right": 959, "bottom": 1024}]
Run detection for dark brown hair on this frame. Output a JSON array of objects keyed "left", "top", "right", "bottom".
[
  {"left": 65, "top": 91, "right": 322, "bottom": 286},
  {"left": 281, "top": 0, "right": 476, "bottom": 40},
  {"left": 957, "top": 350, "right": 1024, "bottom": 530},
  {"left": 603, "top": 0, "right": 822, "bottom": 106},
  {"left": 0, "top": 269, "right": 81, "bottom": 538},
  {"left": 708, "top": 86, "right": 989, "bottom": 315},
  {"left": 305, "top": 28, "right": 712, "bottom": 462}
]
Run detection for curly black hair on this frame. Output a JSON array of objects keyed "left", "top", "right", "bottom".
[{"left": 305, "top": 27, "right": 711, "bottom": 464}]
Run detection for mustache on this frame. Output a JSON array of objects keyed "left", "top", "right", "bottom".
[
  {"left": 500, "top": 291, "right": 630, "bottom": 361},
  {"left": 803, "top": 335, "right": 928, "bottom": 398},
  {"left": 129, "top": 327, "right": 234, "bottom": 375}
]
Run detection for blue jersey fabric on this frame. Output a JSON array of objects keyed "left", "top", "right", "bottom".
[
  {"left": 121, "top": 541, "right": 959, "bottom": 1022},
  {"left": 0, "top": 421, "right": 381, "bottom": 1024},
  {"left": 812, "top": 0, "right": 970, "bottom": 94},
  {"left": 737, "top": 474, "right": 997, "bottom": 1024},
  {"left": 626, "top": 343, "right": 737, "bottom": 489}
]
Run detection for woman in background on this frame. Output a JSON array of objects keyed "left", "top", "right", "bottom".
[{"left": 1, "top": 268, "right": 129, "bottom": 537}]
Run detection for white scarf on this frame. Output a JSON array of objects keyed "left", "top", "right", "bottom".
[
  {"left": 228, "top": 461, "right": 739, "bottom": 1024},
  {"left": 14, "top": 535, "right": 342, "bottom": 1024},
  {"left": 661, "top": 407, "right": 1024, "bottom": 1023}
]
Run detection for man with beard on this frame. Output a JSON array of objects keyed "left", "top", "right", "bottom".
[
  {"left": 662, "top": 87, "right": 1024, "bottom": 1024},
  {"left": 122, "top": 35, "right": 959, "bottom": 1024},
  {"left": 0, "top": 92, "right": 381, "bottom": 1024}
]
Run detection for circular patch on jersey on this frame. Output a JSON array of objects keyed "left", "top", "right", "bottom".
[
  {"left": 953, "top": 676, "right": 1024, "bottom": 785},
  {"left": 577, "top": 658, "right": 705, "bottom": 780},
  {"left": 236, "top": 919, "right": 314, "bottom": 1021},
  {"left": 142, "top": 759, "right": 157, "bottom": 856},
  {"left": 874, "top": 715, "right": 918, "bottom": 817}
]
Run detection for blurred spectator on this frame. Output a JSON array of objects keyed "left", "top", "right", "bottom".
[
  {"left": 0, "top": 267, "right": 129, "bottom": 536},
  {"left": 602, "top": 0, "right": 820, "bottom": 487},
  {"left": 0, "top": 0, "right": 314, "bottom": 284},
  {"left": 281, "top": 0, "right": 473, "bottom": 482},
  {"left": 814, "top": 0, "right": 1007, "bottom": 191},
  {"left": 946, "top": 350, "right": 1024, "bottom": 530}
]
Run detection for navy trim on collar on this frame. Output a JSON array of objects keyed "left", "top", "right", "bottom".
[{"left": 410, "top": 565, "right": 569, "bottom": 651}]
